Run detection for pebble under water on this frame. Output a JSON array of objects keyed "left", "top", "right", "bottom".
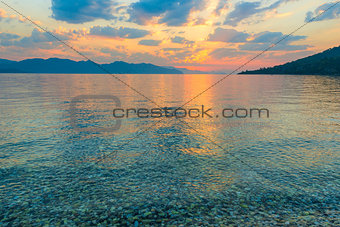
[{"left": 0, "top": 74, "right": 339, "bottom": 226}]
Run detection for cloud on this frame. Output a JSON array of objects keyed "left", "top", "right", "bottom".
[
  {"left": 51, "top": 0, "right": 116, "bottom": 24},
  {"left": 250, "top": 31, "right": 306, "bottom": 44},
  {"left": 210, "top": 48, "right": 247, "bottom": 59},
  {"left": 224, "top": 0, "right": 289, "bottom": 26},
  {"left": 265, "top": 50, "right": 315, "bottom": 62},
  {"left": 0, "top": 9, "right": 42, "bottom": 25},
  {"left": 101, "top": 48, "right": 127, "bottom": 58},
  {"left": 163, "top": 48, "right": 183, "bottom": 52},
  {"left": 127, "top": 0, "right": 206, "bottom": 26},
  {"left": 207, "top": 28, "right": 308, "bottom": 49},
  {"left": 0, "top": 29, "right": 70, "bottom": 49},
  {"left": 0, "top": 32, "right": 20, "bottom": 40},
  {"left": 0, "top": 8, "right": 7, "bottom": 19},
  {"left": 18, "top": 29, "right": 68, "bottom": 46},
  {"left": 90, "top": 26, "right": 150, "bottom": 39},
  {"left": 171, "top": 36, "right": 194, "bottom": 45},
  {"left": 305, "top": 2, "right": 340, "bottom": 22},
  {"left": 138, "top": 39, "right": 162, "bottom": 46},
  {"left": 240, "top": 43, "right": 310, "bottom": 51},
  {"left": 161, "top": 48, "right": 193, "bottom": 62},
  {"left": 214, "top": 0, "right": 229, "bottom": 15},
  {"left": 206, "top": 29, "right": 310, "bottom": 53},
  {"left": 128, "top": 52, "right": 168, "bottom": 65},
  {"left": 207, "top": 28, "right": 249, "bottom": 43},
  {"left": 241, "top": 31, "right": 309, "bottom": 51}
]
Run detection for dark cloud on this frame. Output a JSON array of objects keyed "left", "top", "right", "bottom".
[
  {"left": 207, "top": 29, "right": 307, "bottom": 50},
  {"left": 0, "top": 29, "right": 69, "bottom": 49},
  {"left": 250, "top": 31, "right": 306, "bottom": 44},
  {"left": 0, "top": 32, "right": 20, "bottom": 47},
  {"left": 214, "top": 0, "right": 229, "bottom": 15},
  {"left": 51, "top": 0, "right": 116, "bottom": 24},
  {"left": 224, "top": 0, "right": 288, "bottom": 26},
  {"left": 207, "top": 28, "right": 249, "bottom": 43},
  {"left": 240, "top": 43, "right": 310, "bottom": 51},
  {"left": 0, "top": 33, "right": 20, "bottom": 40},
  {"left": 90, "top": 26, "right": 150, "bottom": 39},
  {"left": 163, "top": 48, "right": 183, "bottom": 52},
  {"left": 171, "top": 36, "right": 194, "bottom": 45},
  {"left": 138, "top": 39, "right": 162, "bottom": 46},
  {"left": 207, "top": 29, "right": 310, "bottom": 54},
  {"left": 19, "top": 29, "right": 68, "bottom": 44},
  {"left": 128, "top": 0, "right": 206, "bottom": 26},
  {"left": 242, "top": 31, "right": 309, "bottom": 51},
  {"left": 305, "top": 2, "right": 340, "bottom": 22}
]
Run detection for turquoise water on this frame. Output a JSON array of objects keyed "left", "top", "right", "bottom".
[{"left": 0, "top": 74, "right": 339, "bottom": 226}]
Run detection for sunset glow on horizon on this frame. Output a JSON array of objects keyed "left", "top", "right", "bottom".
[{"left": 0, "top": 0, "right": 339, "bottom": 72}]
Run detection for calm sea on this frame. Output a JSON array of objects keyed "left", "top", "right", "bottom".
[{"left": 0, "top": 74, "right": 339, "bottom": 225}]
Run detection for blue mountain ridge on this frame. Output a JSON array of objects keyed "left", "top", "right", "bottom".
[{"left": 0, "top": 58, "right": 183, "bottom": 74}]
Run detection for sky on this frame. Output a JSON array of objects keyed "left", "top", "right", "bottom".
[{"left": 0, "top": 0, "right": 339, "bottom": 72}]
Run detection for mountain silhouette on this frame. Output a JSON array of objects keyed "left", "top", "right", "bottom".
[
  {"left": 239, "top": 45, "right": 340, "bottom": 76},
  {"left": 0, "top": 58, "right": 183, "bottom": 74}
]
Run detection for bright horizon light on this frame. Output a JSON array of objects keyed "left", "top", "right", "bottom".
[{"left": 0, "top": 0, "right": 339, "bottom": 72}]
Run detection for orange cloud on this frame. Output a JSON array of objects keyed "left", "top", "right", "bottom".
[{"left": 0, "top": 8, "right": 8, "bottom": 18}]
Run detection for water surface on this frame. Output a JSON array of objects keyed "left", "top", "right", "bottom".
[{"left": 0, "top": 74, "right": 339, "bottom": 225}]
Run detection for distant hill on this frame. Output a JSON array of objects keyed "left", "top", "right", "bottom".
[
  {"left": 164, "top": 66, "right": 208, "bottom": 74},
  {"left": 0, "top": 59, "right": 16, "bottom": 65},
  {"left": 0, "top": 58, "right": 183, "bottom": 74},
  {"left": 239, "top": 45, "right": 340, "bottom": 76}
]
